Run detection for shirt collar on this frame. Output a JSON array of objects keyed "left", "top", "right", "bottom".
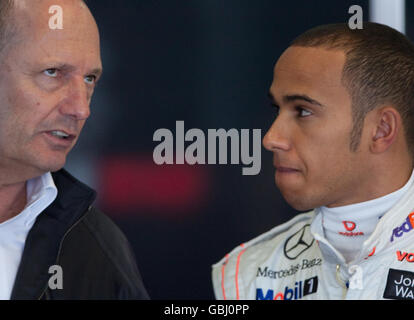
[
  {"left": 23, "top": 172, "right": 58, "bottom": 227},
  {"left": 26, "top": 172, "right": 57, "bottom": 207}
]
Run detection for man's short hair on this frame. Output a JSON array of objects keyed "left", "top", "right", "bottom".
[{"left": 290, "top": 22, "right": 414, "bottom": 158}]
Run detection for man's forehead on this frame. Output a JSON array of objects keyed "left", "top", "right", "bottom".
[
  {"left": 12, "top": 0, "right": 92, "bottom": 28},
  {"left": 5, "top": 0, "right": 101, "bottom": 72},
  {"left": 14, "top": 0, "right": 86, "bottom": 9},
  {"left": 11, "top": 0, "right": 98, "bottom": 40},
  {"left": 273, "top": 46, "right": 346, "bottom": 90},
  {"left": 270, "top": 46, "right": 351, "bottom": 108}
]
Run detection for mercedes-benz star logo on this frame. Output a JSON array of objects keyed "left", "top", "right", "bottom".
[{"left": 283, "top": 224, "right": 315, "bottom": 260}]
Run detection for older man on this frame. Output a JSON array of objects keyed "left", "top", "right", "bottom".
[
  {"left": 0, "top": 0, "right": 148, "bottom": 299},
  {"left": 212, "top": 22, "right": 414, "bottom": 300}
]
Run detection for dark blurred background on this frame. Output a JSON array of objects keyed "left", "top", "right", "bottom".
[{"left": 64, "top": 0, "right": 413, "bottom": 299}]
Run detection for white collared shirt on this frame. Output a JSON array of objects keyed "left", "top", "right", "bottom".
[{"left": 0, "top": 172, "right": 57, "bottom": 300}]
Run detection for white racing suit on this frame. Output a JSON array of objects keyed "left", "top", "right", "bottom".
[{"left": 212, "top": 182, "right": 414, "bottom": 300}]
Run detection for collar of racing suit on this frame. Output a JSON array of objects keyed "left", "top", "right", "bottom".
[
  {"left": 318, "top": 168, "right": 414, "bottom": 263},
  {"left": 310, "top": 168, "right": 414, "bottom": 290}
]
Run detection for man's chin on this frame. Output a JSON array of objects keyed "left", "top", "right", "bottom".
[
  {"left": 283, "top": 199, "right": 312, "bottom": 211},
  {"left": 29, "top": 154, "right": 67, "bottom": 174},
  {"left": 42, "top": 159, "right": 66, "bottom": 173},
  {"left": 288, "top": 202, "right": 315, "bottom": 212},
  {"left": 279, "top": 189, "right": 317, "bottom": 212}
]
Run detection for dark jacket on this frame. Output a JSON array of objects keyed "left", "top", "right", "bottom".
[{"left": 10, "top": 169, "right": 149, "bottom": 300}]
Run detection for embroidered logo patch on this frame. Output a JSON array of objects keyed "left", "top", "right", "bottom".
[
  {"left": 283, "top": 224, "right": 315, "bottom": 260},
  {"left": 383, "top": 269, "right": 414, "bottom": 300}
]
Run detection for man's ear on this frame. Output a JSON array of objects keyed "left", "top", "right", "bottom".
[{"left": 370, "top": 107, "right": 400, "bottom": 154}]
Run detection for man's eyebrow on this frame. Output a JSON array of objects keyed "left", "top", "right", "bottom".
[
  {"left": 89, "top": 67, "right": 103, "bottom": 78},
  {"left": 44, "top": 62, "right": 103, "bottom": 78},
  {"left": 268, "top": 92, "right": 325, "bottom": 107},
  {"left": 284, "top": 94, "right": 324, "bottom": 107}
]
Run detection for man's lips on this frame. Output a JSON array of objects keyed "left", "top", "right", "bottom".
[
  {"left": 44, "top": 130, "right": 77, "bottom": 142},
  {"left": 274, "top": 165, "right": 299, "bottom": 172}
]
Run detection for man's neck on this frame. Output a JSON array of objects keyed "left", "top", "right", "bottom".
[
  {"left": 0, "top": 182, "right": 27, "bottom": 224},
  {"left": 327, "top": 162, "right": 413, "bottom": 208}
]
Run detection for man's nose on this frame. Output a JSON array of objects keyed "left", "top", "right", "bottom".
[
  {"left": 262, "top": 118, "right": 291, "bottom": 152},
  {"left": 59, "top": 78, "right": 91, "bottom": 120}
]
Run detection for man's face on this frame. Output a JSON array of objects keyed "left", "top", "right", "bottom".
[
  {"left": 263, "top": 46, "right": 370, "bottom": 210},
  {"left": 0, "top": 0, "right": 102, "bottom": 180}
]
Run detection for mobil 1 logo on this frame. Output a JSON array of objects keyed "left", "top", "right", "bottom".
[
  {"left": 256, "top": 276, "right": 318, "bottom": 300},
  {"left": 384, "top": 269, "right": 414, "bottom": 300}
]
